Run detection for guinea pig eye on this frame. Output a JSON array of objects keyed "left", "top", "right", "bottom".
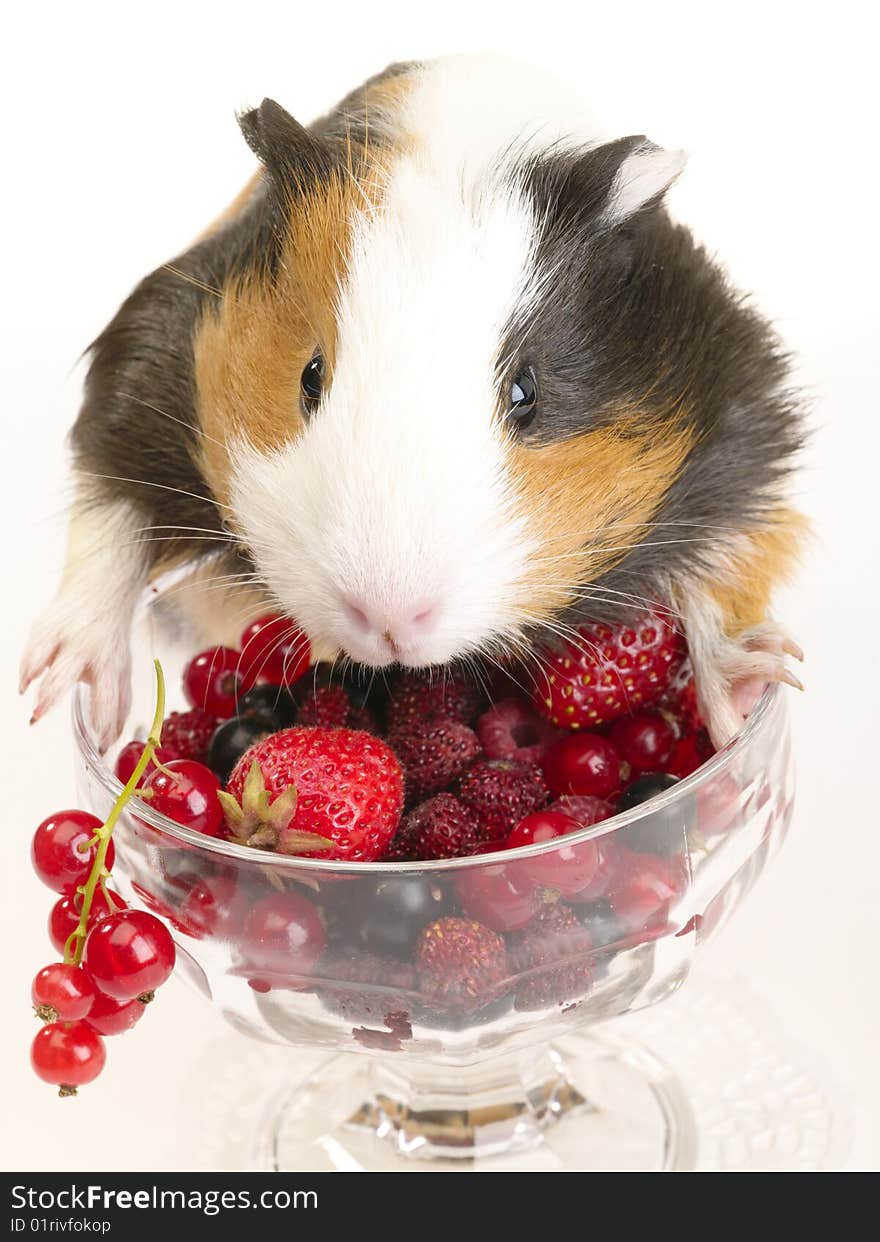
[
  {"left": 300, "top": 353, "right": 324, "bottom": 416},
  {"left": 509, "top": 367, "right": 538, "bottom": 430}
]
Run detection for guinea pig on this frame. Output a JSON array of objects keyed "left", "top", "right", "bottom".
[{"left": 20, "top": 53, "right": 805, "bottom": 751}]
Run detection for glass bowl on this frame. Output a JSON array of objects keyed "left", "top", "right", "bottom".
[{"left": 71, "top": 655, "right": 793, "bottom": 1172}]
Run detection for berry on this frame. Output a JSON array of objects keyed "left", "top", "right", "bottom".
[
  {"left": 416, "top": 917, "right": 508, "bottom": 1013},
  {"left": 457, "top": 758, "right": 549, "bottom": 840},
  {"left": 160, "top": 707, "right": 217, "bottom": 763},
  {"left": 607, "top": 848, "right": 687, "bottom": 937},
  {"left": 616, "top": 774, "right": 684, "bottom": 855},
  {"left": 239, "top": 613, "right": 311, "bottom": 687},
  {"left": 174, "top": 874, "right": 243, "bottom": 940},
  {"left": 296, "top": 685, "right": 352, "bottom": 729},
  {"left": 577, "top": 900, "right": 627, "bottom": 952},
  {"left": 224, "top": 727, "right": 404, "bottom": 862},
  {"left": 49, "top": 888, "right": 127, "bottom": 956},
  {"left": 475, "top": 698, "right": 560, "bottom": 765},
  {"left": 547, "top": 794, "right": 615, "bottom": 828},
  {"left": 666, "top": 732, "right": 713, "bottom": 779},
  {"left": 456, "top": 860, "right": 538, "bottom": 931},
  {"left": 388, "top": 794, "right": 484, "bottom": 861},
  {"left": 114, "top": 742, "right": 179, "bottom": 786},
  {"left": 83, "top": 989, "right": 146, "bottom": 1037},
  {"left": 386, "top": 669, "right": 483, "bottom": 737},
  {"left": 317, "top": 948, "right": 416, "bottom": 1024},
  {"left": 660, "top": 662, "right": 704, "bottom": 733},
  {"left": 541, "top": 733, "right": 623, "bottom": 799},
  {"left": 140, "top": 759, "right": 224, "bottom": 837},
  {"left": 235, "top": 683, "right": 298, "bottom": 729},
  {"left": 534, "top": 608, "right": 685, "bottom": 729},
  {"left": 505, "top": 811, "right": 600, "bottom": 897},
  {"left": 609, "top": 712, "right": 675, "bottom": 775},
  {"left": 31, "top": 1021, "right": 106, "bottom": 1095},
  {"left": 562, "top": 838, "right": 626, "bottom": 905},
  {"left": 392, "top": 716, "right": 481, "bottom": 803},
  {"left": 509, "top": 902, "right": 593, "bottom": 1010},
  {"left": 85, "top": 910, "right": 176, "bottom": 1001},
  {"left": 354, "top": 876, "right": 452, "bottom": 957},
  {"left": 208, "top": 716, "right": 273, "bottom": 784},
  {"left": 239, "top": 892, "right": 326, "bottom": 987},
  {"left": 31, "top": 810, "right": 113, "bottom": 894},
  {"left": 183, "top": 647, "right": 252, "bottom": 718},
  {"left": 31, "top": 963, "right": 96, "bottom": 1022}
]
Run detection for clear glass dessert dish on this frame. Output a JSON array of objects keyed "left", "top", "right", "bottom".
[{"left": 72, "top": 657, "right": 793, "bottom": 1172}]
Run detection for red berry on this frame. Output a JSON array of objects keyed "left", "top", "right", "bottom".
[
  {"left": 456, "top": 860, "right": 538, "bottom": 931},
  {"left": 85, "top": 910, "right": 176, "bottom": 1000},
  {"left": 239, "top": 892, "right": 326, "bottom": 987},
  {"left": 509, "top": 902, "right": 593, "bottom": 1010},
  {"left": 174, "top": 874, "right": 243, "bottom": 940},
  {"left": 31, "top": 811, "right": 113, "bottom": 894},
  {"left": 392, "top": 716, "right": 481, "bottom": 802},
  {"left": 534, "top": 608, "right": 685, "bottom": 729},
  {"left": 660, "top": 663, "right": 705, "bottom": 733},
  {"left": 140, "top": 759, "right": 224, "bottom": 837},
  {"left": 666, "top": 732, "right": 714, "bottom": 779},
  {"left": 239, "top": 614, "right": 311, "bottom": 687},
  {"left": 183, "top": 647, "right": 252, "bottom": 718},
  {"left": 83, "top": 989, "right": 146, "bottom": 1036},
  {"left": 541, "top": 733, "right": 623, "bottom": 798},
  {"left": 49, "top": 888, "right": 127, "bottom": 956},
  {"left": 457, "top": 758, "right": 549, "bottom": 840},
  {"left": 547, "top": 794, "right": 615, "bottom": 828},
  {"left": 31, "top": 1021, "right": 106, "bottom": 1094},
  {"left": 416, "top": 917, "right": 508, "bottom": 1013},
  {"left": 386, "top": 669, "right": 484, "bottom": 737},
  {"left": 606, "top": 848, "right": 688, "bottom": 937},
  {"left": 296, "top": 685, "right": 352, "bottom": 728},
  {"left": 31, "top": 963, "right": 97, "bottom": 1022},
  {"left": 475, "top": 697, "right": 560, "bottom": 764},
  {"left": 609, "top": 711, "right": 675, "bottom": 774},
  {"left": 225, "top": 727, "right": 404, "bottom": 862},
  {"left": 387, "top": 793, "right": 484, "bottom": 861},
  {"left": 114, "top": 741, "right": 179, "bottom": 786},
  {"left": 317, "top": 947, "right": 416, "bottom": 1024},
  {"left": 160, "top": 707, "right": 217, "bottom": 763},
  {"left": 506, "top": 811, "right": 601, "bottom": 897}
]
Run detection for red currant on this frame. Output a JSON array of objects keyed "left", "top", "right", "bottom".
[
  {"left": 31, "top": 810, "right": 113, "bottom": 894},
  {"left": 239, "top": 892, "right": 326, "bottom": 985},
  {"left": 455, "top": 860, "right": 538, "bottom": 931},
  {"left": 140, "top": 759, "right": 224, "bottom": 837},
  {"left": 505, "top": 811, "right": 601, "bottom": 896},
  {"left": 49, "top": 888, "right": 127, "bottom": 955},
  {"left": 607, "top": 848, "right": 688, "bottom": 937},
  {"left": 182, "top": 647, "right": 251, "bottom": 718},
  {"left": 239, "top": 614, "right": 311, "bottom": 688},
  {"left": 541, "top": 733, "right": 623, "bottom": 798},
  {"left": 564, "top": 838, "right": 626, "bottom": 905},
  {"left": 83, "top": 989, "right": 146, "bottom": 1036},
  {"left": 114, "top": 741, "right": 179, "bottom": 786},
  {"left": 31, "top": 963, "right": 97, "bottom": 1022},
  {"left": 666, "top": 732, "right": 713, "bottom": 779},
  {"left": 609, "top": 712, "right": 675, "bottom": 774},
  {"left": 174, "top": 874, "right": 243, "bottom": 940},
  {"left": 31, "top": 1021, "right": 106, "bottom": 1094},
  {"left": 85, "top": 910, "right": 176, "bottom": 1000}
]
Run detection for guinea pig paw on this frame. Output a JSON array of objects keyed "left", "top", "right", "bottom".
[{"left": 698, "top": 625, "right": 804, "bottom": 748}]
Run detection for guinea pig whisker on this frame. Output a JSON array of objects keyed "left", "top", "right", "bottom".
[
  {"left": 78, "top": 471, "right": 234, "bottom": 518},
  {"left": 114, "top": 392, "right": 230, "bottom": 452}
]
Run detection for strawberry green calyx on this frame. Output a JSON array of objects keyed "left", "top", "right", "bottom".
[{"left": 217, "top": 760, "right": 332, "bottom": 854}]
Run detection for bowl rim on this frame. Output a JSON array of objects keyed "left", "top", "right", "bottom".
[{"left": 71, "top": 679, "right": 782, "bottom": 875}]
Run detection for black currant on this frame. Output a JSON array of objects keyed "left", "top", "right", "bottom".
[{"left": 208, "top": 716, "right": 273, "bottom": 784}]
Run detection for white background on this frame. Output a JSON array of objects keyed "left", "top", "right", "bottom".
[{"left": 1, "top": 0, "right": 877, "bottom": 1172}]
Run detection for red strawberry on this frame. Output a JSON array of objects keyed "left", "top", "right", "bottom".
[
  {"left": 386, "top": 669, "right": 484, "bottom": 737},
  {"left": 509, "top": 902, "right": 593, "bottom": 1010},
  {"left": 296, "top": 686, "right": 352, "bottom": 729},
  {"left": 534, "top": 607, "right": 685, "bottom": 730},
  {"left": 659, "top": 659, "right": 704, "bottom": 733},
  {"left": 457, "top": 758, "right": 549, "bottom": 840},
  {"left": 391, "top": 716, "right": 481, "bottom": 802},
  {"left": 160, "top": 708, "right": 217, "bottom": 763},
  {"left": 222, "top": 727, "right": 403, "bottom": 862},
  {"left": 416, "top": 917, "right": 508, "bottom": 1013},
  {"left": 475, "top": 697, "right": 560, "bottom": 764},
  {"left": 387, "top": 793, "right": 484, "bottom": 861}
]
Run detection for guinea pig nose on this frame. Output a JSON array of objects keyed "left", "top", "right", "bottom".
[{"left": 340, "top": 595, "right": 442, "bottom": 643}]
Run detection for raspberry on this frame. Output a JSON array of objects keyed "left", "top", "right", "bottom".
[
  {"left": 392, "top": 716, "right": 481, "bottom": 802},
  {"left": 296, "top": 685, "right": 352, "bottom": 728},
  {"left": 475, "top": 697, "right": 560, "bottom": 764},
  {"left": 388, "top": 793, "right": 484, "bottom": 861},
  {"left": 415, "top": 917, "right": 508, "bottom": 1013},
  {"left": 457, "top": 758, "right": 549, "bottom": 840},
  {"left": 534, "top": 607, "right": 685, "bottom": 729},
  {"left": 509, "top": 902, "right": 593, "bottom": 1010},
  {"left": 386, "top": 669, "right": 484, "bottom": 737},
  {"left": 547, "top": 794, "right": 615, "bottom": 828},
  {"left": 160, "top": 707, "right": 217, "bottom": 763}
]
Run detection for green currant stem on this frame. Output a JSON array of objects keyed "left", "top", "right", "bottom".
[{"left": 63, "top": 660, "right": 166, "bottom": 968}]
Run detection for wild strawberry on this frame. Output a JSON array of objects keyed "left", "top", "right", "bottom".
[
  {"left": 296, "top": 686, "right": 353, "bottom": 729},
  {"left": 160, "top": 707, "right": 217, "bottom": 763},
  {"left": 534, "top": 608, "right": 685, "bottom": 729},
  {"left": 458, "top": 758, "right": 549, "bottom": 840},
  {"left": 222, "top": 727, "right": 403, "bottom": 862},
  {"left": 392, "top": 716, "right": 481, "bottom": 802},
  {"left": 387, "top": 793, "right": 483, "bottom": 861},
  {"left": 386, "top": 669, "right": 484, "bottom": 737},
  {"left": 509, "top": 902, "right": 593, "bottom": 1010},
  {"left": 416, "top": 917, "right": 508, "bottom": 1013},
  {"left": 317, "top": 948, "right": 416, "bottom": 1024},
  {"left": 475, "top": 697, "right": 560, "bottom": 764}
]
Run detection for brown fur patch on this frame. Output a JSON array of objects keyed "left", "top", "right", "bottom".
[
  {"left": 707, "top": 509, "right": 810, "bottom": 634},
  {"left": 506, "top": 416, "right": 695, "bottom": 624}
]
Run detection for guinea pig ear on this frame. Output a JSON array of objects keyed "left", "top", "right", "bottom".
[
  {"left": 599, "top": 137, "right": 687, "bottom": 225},
  {"left": 237, "top": 98, "right": 332, "bottom": 191}
]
